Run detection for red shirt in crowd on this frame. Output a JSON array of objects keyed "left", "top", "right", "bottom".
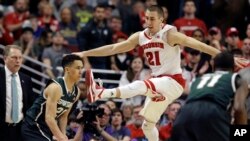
[
  {"left": 126, "top": 124, "right": 145, "bottom": 139},
  {"left": 0, "top": 28, "right": 14, "bottom": 45},
  {"left": 173, "top": 18, "right": 207, "bottom": 36},
  {"left": 159, "top": 122, "right": 173, "bottom": 140},
  {"left": 3, "top": 12, "right": 29, "bottom": 40}
]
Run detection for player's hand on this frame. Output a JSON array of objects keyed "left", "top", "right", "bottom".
[
  {"left": 53, "top": 135, "right": 68, "bottom": 141},
  {"left": 234, "top": 57, "right": 249, "bottom": 72}
]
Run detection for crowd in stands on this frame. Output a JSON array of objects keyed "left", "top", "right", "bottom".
[{"left": 0, "top": 0, "right": 250, "bottom": 141}]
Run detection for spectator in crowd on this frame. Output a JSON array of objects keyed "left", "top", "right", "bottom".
[
  {"left": 170, "top": 51, "right": 249, "bottom": 141},
  {"left": 76, "top": 103, "right": 116, "bottom": 141},
  {"left": 108, "top": 16, "right": 127, "bottom": 43},
  {"left": 3, "top": 0, "right": 30, "bottom": 40},
  {"left": 105, "top": 99, "right": 117, "bottom": 110},
  {"left": 225, "top": 27, "right": 243, "bottom": 52},
  {"left": 182, "top": 48, "right": 201, "bottom": 95},
  {"left": 70, "top": 0, "right": 93, "bottom": 30},
  {"left": 21, "top": 54, "right": 83, "bottom": 141},
  {"left": 76, "top": 81, "right": 88, "bottom": 109},
  {"left": 119, "top": 56, "right": 150, "bottom": 106},
  {"left": 59, "top": 7, "right": 79, "bottom": 52},
  {"left": 28, "top": 15, "right": 44, "bottom": 39},
  {"left": 37, "top": 3, "right": 59, "bottom": 32},
  {"left": 77, "top": 4, "right": 113, "bottom": 70},
  {"left": 191, "top": 28, "right": 213, "bottom": 77},
  {"left": 120, "top": 102, "right": 134, "bottom": 126},
  {"left": 104, "top": 2, "right": 120, "bottom": 22},
  {"left": 110, "top": 108, "right": 131, "bottom": 141},
  {"left": 173, "top": 0, "right": 207, "bottom": 36},
  {"left": 159, "top": 101, "right": 182, "bottom": 141},
  {"left": 110, "top": 34, "right": 132, "bottom": 72},
  {"left": 14, "top": 26, "right": 34, "bottom": 58},
  {"left": 0, "top": 11, "right": 14, "bottom": 45},
  {"left": 116, "top": 0, "right": 133, "bottom": 35},
  {"left": 66, "top": 114, "right": 80, "bottom": 139},
  {"left": 49, "top": 0, "right": 72, "bottom": 21},
  {"left": 0, "top": 45, "right": 36, "bottom": 141},
  {"left": 126, "top": 105, "right": 146, "bottom": 140},
  {"left": 242, "top": 38, "right": 250, "bottom": 60},
  {"left": 42, "top": 31, "right": 70, "bottom": 79},
  {"left": 207, "top": 26, "right": 226, "bottom": 51},
  {"left": 32, "top": 29, "right": 53, "bottom": 61},
  {"left": 130, "top": 1, "right": 145, "bottom": 31}
]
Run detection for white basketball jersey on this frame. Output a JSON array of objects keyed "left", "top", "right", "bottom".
[{"left": 138, "top": 25, "right": 182, "bottom": 76}]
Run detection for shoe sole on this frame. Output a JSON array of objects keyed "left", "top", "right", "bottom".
[{"left": 85, "top": 69, "right": 94, "bottom": 103}]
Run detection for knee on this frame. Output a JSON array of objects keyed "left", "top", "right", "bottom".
[{"left": 142, "top": 121, "right": 156, "bottom": 131}]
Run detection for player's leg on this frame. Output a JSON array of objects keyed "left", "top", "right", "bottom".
[
  {"left": 85, "top": 69, "right": 161, "bottom": 103},
  {"left": 140, "top": 76, "right": 184, "bottom": 141}
]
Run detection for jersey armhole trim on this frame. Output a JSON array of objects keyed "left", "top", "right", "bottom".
[
  {"left": 231, "top": 73, "right": 238, "bottom": 92},
  {"left": 43, "top": 79, "right": 63, "bottom": 99}
]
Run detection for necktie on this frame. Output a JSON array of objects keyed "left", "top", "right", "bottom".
[{"left": 11, "top": 74, "right": 19, "bottom": 123}]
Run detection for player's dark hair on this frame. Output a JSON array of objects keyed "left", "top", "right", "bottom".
[
  {"left": 146, "top": 5, "right": 164, "bottom": 18},
  {"left": 62, "top": 54, "right": 83, "bottom": 70},
  {"left": 213, "top": 51, "right": 234, "bottom": 71}
]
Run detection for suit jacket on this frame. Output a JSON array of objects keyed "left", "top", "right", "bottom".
[{"left": 0, "top": 67, "right": 37, "bottom": 125}]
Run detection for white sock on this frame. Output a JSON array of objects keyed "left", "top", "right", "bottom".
[
  {"left": 101, "top": 80, "right": 159, "bottom": 100},
  {"left": 119, "top": 80, "right": 148, "bottom": 99},
  {"left": 100, "top": 88, "right": 117, "bottom": 99}
]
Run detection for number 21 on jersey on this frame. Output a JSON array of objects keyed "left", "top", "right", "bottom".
[{"left": 145, "top": 51, "right": 161, "bottom": 66}]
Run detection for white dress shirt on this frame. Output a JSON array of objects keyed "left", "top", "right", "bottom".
[{"left": 5, "top": 66, "right": 23, "bottom": 123}]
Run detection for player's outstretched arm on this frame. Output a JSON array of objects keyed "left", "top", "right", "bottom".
[
  {"left": 73, "top": 32, "right": 140, "bottom": 58},
  {"left": 167, "top": 29, "right": 221, "bottom": 58}
]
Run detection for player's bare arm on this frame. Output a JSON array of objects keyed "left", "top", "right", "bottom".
[
  {"left": 74, "top": 32, "right": 140, "bottom": 58},
  {"left": 167, "top": 29, "right": 221, "bottom": 57},
  {"left": 44, "top": 83, "right": 67, "bottom": 140},
  {"left": 233, "top": 78, "right": 249, "bottom": 124},
  {"left": 58, "top": 88, "right": 81, "bottom": 135}
]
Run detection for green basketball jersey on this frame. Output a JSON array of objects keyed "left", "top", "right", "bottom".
[
  {"left": 26, "top": 77, "right": 78, "bottom": 124},
  {"left": 187, "top": 71, "right": 238, "bottom": 109}
]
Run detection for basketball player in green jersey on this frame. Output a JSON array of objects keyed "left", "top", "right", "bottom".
[
  {"left": 170, "top": 51, "right": 249, "bottom": 141},
  {"left": 21, "top": 54, "right": 84, "bottom": 141}
]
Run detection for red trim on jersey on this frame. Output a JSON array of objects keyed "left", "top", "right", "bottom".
[
  {"left": 144, "top": 32, "right": 152, "bottom": 40},
  {"left": 143, "top": 80, "right": 151, "bottom": 90},
  {"left": 146, "top": 80, "right": 156, "bottom": 92},
  {"left": 154, "top": 74, "right": 186, "bottom": 89}
]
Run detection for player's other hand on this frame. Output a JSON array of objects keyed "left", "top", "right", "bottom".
[{"left": 53, "top": 135, "right": 68, "bottom": 141}]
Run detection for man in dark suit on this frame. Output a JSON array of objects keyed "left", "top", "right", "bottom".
[{"left": 0, "top": 45, "right": 37, "bottom": 141}]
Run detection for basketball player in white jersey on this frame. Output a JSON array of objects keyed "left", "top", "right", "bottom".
[{"left": 73, "top": 5, "right": 244, "bottom": 141}]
